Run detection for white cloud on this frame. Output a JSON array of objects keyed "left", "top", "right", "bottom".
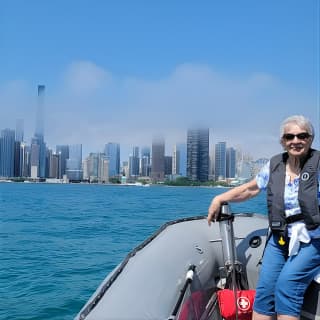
[
  {"left": 63, "top": 61, "right": 113, "bottom": 96},
  {"left": 0, "top": 61, "right": 318, "bottom": 160}
]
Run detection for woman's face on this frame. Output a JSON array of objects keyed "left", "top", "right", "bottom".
[{"left": 281, "top": 123, "right": 312, "bottom": 157}]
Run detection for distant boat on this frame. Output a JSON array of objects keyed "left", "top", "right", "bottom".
[
  {"left": 75, "top": 204, "right": 319, "bottom": 320},
  {"left": 123, "top": 182, "right": 150, "bottom": 187}
]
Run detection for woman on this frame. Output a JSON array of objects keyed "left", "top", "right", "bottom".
[{"left": 207, "top": 115, "right": 320, "bottom": 320}]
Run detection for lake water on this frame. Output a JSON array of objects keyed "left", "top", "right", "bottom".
[{"left": 0, "top": 183, "right": 267, "bottom": 320}]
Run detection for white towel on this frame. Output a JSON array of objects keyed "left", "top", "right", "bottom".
[
  {"left": 288, "top": 222, "right": 311, "bottom": 256},
  {"left": 288, "top": 222, "right": 320, "bottom": 283}
]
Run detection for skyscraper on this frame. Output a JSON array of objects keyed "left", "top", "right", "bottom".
[
  {"left": 48, "top": 150, "right": 59, "bottom": 178},
  {"left": 36, "top": 85, "right": 45, "bottom": 137},
  {"left": 30, "top": 142, "right": 40, "bottom": 178},
  {"left": 151, "top": 136, "right": 165, "bottom": 182},
  {"left": 14, "top": 119, "right": 24, "bottom": 177},
  {"left": 66, "top": 144, "right": 83, "bottom": 181},
  {"left": 173, "top": 143, "right": 187, "bottom": 176},
  {"left": 14, "top": 141, "right": 21, "bottom": 177},
  {"left": 30, "top": 85, "right": 47, "bottom": 178},
  {"left": 19, "top": 142, "right": 30, "bottom": 177},
  {"left": 104, "top": 143, "right": 120, "bottom": 178},
  {"left": 98, "top": 155, "right": 109, "bottom": 183},
  {"left": 0, "top": 129, "right": 15, "bottom": 177},
  {"left": 187, "top": 129, "right": 209, "bottom": 182},
  {"left": 56, "top": 145, "right": 69, "bottom": 179},
  {"left": 172, "top": 145, "right": 180, "bottom": 175},
  {"left": 84, "top": 153, "right": 99, "bottom": 180},
  {"left": 165, "top": 156, "right": 173, "bottom": 175},
  {"left": 226, "top": 147, "right": 236, "bottom": 178},
  {"left": 129, "top": 146, "right": 140, "bottom": 177},
  {"left": 215, "top": 142, "right": 226, "bottom": 180},
  {"left": 140, "top": 146, "right": 151, "bottom": 177}
]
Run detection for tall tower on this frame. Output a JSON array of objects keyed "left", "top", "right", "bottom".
[
  {"left": 14, "top": 119, "right": 24, "bottom": 177},
  {"left": 30, "top": 85, "right": 47, "bottom": 178},
  {"left": 215, "top": 142, "right": 227, "bottom": 180},
  {"left": 36, "top": 85, "right": 45, "bottom": 137},
  {"left": 226, "top": 147, "right": 236, "bottom": 178},
  {"left": 0, "top": 129, "right": 15, "bottom": 177},
  {"left": 164, "top": 156, "right": 172, "bottom": 175},
  {"left": 140, "top": 146, "right": 151, "bottom": 177},
  {"left": 187, "top": 129, "right": 209, "bottom": 182},
  {"left": 56, "top": 145, "right": 69, "bottom": 179},
  {"left": 151, "top": 136, "right": 165, "bottom": 182},
  {"left": 172, "top": 144, "right": 187, "bottom": 176},
  {"left": 177, "top": 143, "right": 187, "bottom": 177},
  {"left": 20, "top": 142, "right": 30, "bottom": 177},
  {"left": 172, "top": 144, "right": 180, "bottom": 175},
  {"left": 66, "top": 144, "right": 83, "bottom": 181},
  {"left": 129, "top": 146, "right": 140, "bottom": 177},
  {"left": 104, "top": 143, "right": 120, "bottom": 178}
]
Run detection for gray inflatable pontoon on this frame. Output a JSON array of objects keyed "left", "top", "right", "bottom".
[{"left": 75, "top": 207, "right": 320, "bottom": 320}]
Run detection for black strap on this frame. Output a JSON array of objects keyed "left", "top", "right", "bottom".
[{"left": 285, "top": 213, "right": 304, "bottom": 224}]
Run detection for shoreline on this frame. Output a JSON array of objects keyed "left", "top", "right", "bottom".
[{"left": 0, "top": 179, "right": 234, "bottom": 188}]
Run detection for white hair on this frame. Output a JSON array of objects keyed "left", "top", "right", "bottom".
[{"left": 280, "top": 115, "right": 315, "bottom": 139}]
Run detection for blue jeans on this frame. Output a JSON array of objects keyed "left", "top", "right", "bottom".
[{"left": 253, "top": 234, "right": 320, "bottom": 317}]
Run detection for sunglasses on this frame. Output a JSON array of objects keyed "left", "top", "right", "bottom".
[{"left": 282, "top": 132, "right": 311, "bottom": 141}]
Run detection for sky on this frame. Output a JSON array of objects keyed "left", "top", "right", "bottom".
[{"left": 1, "top": 0, "right": 319, "bottom": 161}]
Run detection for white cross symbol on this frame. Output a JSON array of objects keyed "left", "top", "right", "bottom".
[{"left": 237, "top": 297, "right": 250, "bottom": 311}]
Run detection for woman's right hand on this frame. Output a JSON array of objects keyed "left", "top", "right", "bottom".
[
  {"left": 207, "top": 179, "right": 260, "bottom": 226},
  {"left": 207, "top": 197, "right": 222, "bottom": 225}
]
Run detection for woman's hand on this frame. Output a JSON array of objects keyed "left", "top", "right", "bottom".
[
  {"left": 207, "top": 179, "right": 260, "bottom": 226},
  {"left": 207, "top": 197, "right": 222, "bottom": 225}
]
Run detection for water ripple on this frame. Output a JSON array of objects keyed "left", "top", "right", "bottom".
[{"left": 0, "top": 183, "right": 267, "bottom": 319}]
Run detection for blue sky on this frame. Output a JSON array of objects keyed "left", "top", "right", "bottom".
[{"left": 1, "top": 1, "right": 319, "bottom": 160}]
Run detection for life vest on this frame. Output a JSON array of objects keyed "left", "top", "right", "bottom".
[{"left": 267, "top": 149, "right": 320, "bottom": 231}]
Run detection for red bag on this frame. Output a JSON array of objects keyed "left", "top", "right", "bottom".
[{"left": 217, "top": 289, "right": 256, "bottom": 320}]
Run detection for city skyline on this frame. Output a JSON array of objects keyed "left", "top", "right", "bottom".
[
  {"left": 0, "top": 117, "right": 263, "bottom": 164},
  {"left": 1, "top": 1, "right": 319, "bottom": 160},
  {"left": 0, "top": 115, "right": 254, "bottom": 182}
]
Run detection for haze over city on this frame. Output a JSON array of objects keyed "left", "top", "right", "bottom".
[{"left": 1, "top": 1, "right": 319, "bottom": 160}]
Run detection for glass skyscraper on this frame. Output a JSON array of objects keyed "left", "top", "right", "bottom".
[
  {"left": 30, "top": 85, "right": 47, "bottom": 178},
  {"left": 129, "top": 146, "right": 140, "bottom": 177},
  {"left": 226, "top": 147, "right": 236, "bottom": 178},
  {"left": 187, "top": 129, "right": 209, "bottom": 182},
  {"left": 56, "top": 145, "right": 69, "bottom": 179},
  {"left": 140, "top": 146, "right": 151, "bottom": 177},
  {"left": 66, "top": 144, "right": 83, "bottom": 181},
  {"left": 151, "top": 136, "right": 165, "bottom": 182},
  {"left": 0, "top": 129, "right": 15, "bottom": 177},
  {"left": 165, "top": 156, "right": 173, "bottom": 175},
  {"left": 215, "top": 142, "right": 226, "bottom": 180},
  {"left": 178, "top": 143, "right": 187, "bottom": 177},
  {"left": 172, "top": 143, "right": 187, "bottom": 177},
  {"left": 20, "top": 142, "right": 30, "bottom": 177},
  {"left": 14, "top": 119, "right": 24, "bottom": 177},
  {"left": 104, "top": 143, "right": 120, "bottom": 178}
]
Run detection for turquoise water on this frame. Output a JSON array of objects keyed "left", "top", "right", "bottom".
[{"left": 0, "top": 183, "right": 267, "bottom": 320}]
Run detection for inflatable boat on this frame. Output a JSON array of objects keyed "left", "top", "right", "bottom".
[{"left": 75, "top": 204, "right": 320, "bottom": 320}]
